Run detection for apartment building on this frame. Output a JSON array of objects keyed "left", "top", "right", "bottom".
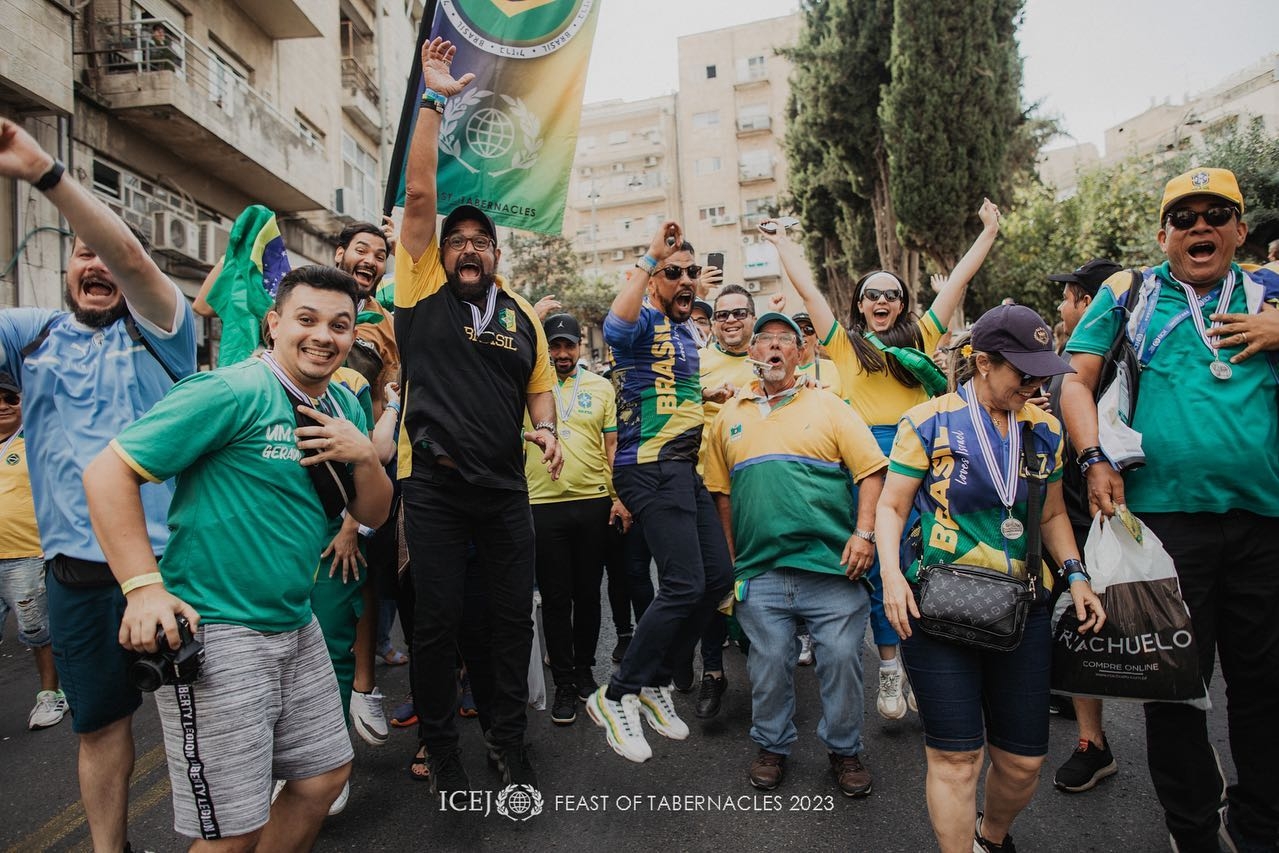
[{"left": 1, "top": 0, "right": 423, "bottom": 365}]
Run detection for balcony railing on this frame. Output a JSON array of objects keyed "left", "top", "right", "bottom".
[
  {"left": 739, "top": 164, "right": 775, "bottom": 184},
  {"left": 341, "top": 56, "right": 379, "bottom": 105}
]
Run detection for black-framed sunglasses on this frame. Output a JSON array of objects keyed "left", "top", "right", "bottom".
[
  {"left": 656, "top": 264, "right": 702, "bottom": 281},
  {"left": 861, "top": 287, "right": 903, "bottom": 303},
  {"left": 712, "top": 307, "right": 752, "bottom": 322},
  {"left": 1164, "top": 206, "right": 1238, "bottom": 230},
  {"left": 0, "top": 392, "right": 19, "bottom": 406},
  {"left": 1009, "top": 365, "right": 1049, "bottom": 387}
]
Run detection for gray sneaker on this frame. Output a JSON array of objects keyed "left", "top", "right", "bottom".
[{"left": 28, "top": 689, "right": 68, "bottom": 730}]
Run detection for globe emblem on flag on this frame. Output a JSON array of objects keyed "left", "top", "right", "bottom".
[{"left": 466, "top": 108, "right": 516, "bottom": 160}]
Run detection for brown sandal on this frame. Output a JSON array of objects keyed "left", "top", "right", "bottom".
[{"left": 410, "top": 744, "right": 431, "bottom": 781}]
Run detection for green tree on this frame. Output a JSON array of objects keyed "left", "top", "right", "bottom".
[
  {"left": 881, "top": 0, "right": 1025, "bottom": 273},
  {"left": 502, "top": 231, "right": 584, "bottom": 299}
]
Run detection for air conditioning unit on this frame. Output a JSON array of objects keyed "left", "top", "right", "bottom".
[
  {"left": 611, "top": 249, "right": 626, "bottom": 261},
  {"left": 198, "top": 222, "right": 232, "bottom": 266},
  {"left": 708, "top": 215, "right": 737, "bottom": 227},
  {"left": 634, "top": 246, "right": 647, "bottom": 257},
  {"left": 644, "top": 156, "right": 658, "bottom": 167},
  {"left": 152, "top": 212, "right": 200, "bottom": 263},
  {"left": 743, "top": 280, "right": 762, "bottom": 293}
]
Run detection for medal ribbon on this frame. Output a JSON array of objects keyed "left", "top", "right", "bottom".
[
  {"left": 1172, "top": 269, "right": 1235, "bottom": 358},
  {"left": 553, "top": 368, "right": 583, "bottom": 425},
  {"left": 468, "top": 285, "right": 497, "bottom": 339},
  {"left": 260, "top": 351, "right": 343, "bottom": 419},
  {"left": 964, "top": 380, "right": 1019, "bottom": 510},
  {"left": 1, "top": 427, "right": 22, "bottom": 459}
]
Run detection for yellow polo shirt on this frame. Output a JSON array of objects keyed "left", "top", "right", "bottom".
[{"left": 525, "top": 368, "right": 617, "bottom": 504}]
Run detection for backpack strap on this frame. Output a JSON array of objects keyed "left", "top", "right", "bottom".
[
  {"left": 124, "top": 314, "right": 182, "bottom": 383},
  {"left": 19, "top": 316, "right": 60, "bottom": 359}
]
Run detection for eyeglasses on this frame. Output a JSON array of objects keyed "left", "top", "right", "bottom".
[
  {"left": 1164, "top": 206, "right": 1238, "bottom": 230},
  {"left": 861, "top": 288, "right": 903, "bottom": 303},
  {"left": 656, "top": 264, "right": 701, "bottom": 281},
  {"left": 752, "top": 332, "right": 798, "bottom": 347},
  {"left": 443, "top": 233, "right": 494, "bottom": 252},
  {"left": 712, "top": 308, "right": 752, "bottom": 322},
  {"left": 1007, "top": 364, "right": 1048, "bottom": 387},
  {"left": 0, "top": 392, "right": 19, "bottom": 406}
]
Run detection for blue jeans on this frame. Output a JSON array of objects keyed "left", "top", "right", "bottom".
[
  {"left": 0, "top": 556, "right": 51, "bottom": 647},
  {"left": 735, "top": 568, "right": 870, "bottom": 755}
]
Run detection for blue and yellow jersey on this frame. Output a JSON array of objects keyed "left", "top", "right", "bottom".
[
  {"left": 604, "top": 303, "right": 703, "bottom": 467},
  {"left": 889, "top": 387, "right": 1063, "bottom": 586},
  {"left": 1065, "top": 261, "right": 1279, "bottom": 515},
  {"left": 822, "top": 310, "right": 946, "bottom": 427},
  {"left": 703, "top": 383, "right": 886, "bottom": 582},
  {"left": 393, "top": 241, "right": 553, "bottom": 487}
]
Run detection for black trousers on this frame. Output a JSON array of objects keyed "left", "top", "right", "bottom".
[
  {"left": 403, "top": 460, "right": 535, "bottom": 753},
  {"left": 532, "top": 497, "right": 610, "bottom": 688},
  {"left": 1140, "top": 510, "right": 1279, "bottom": 851},
  {"left": 608, "top": 461, "right": 733, "bottom": 696},
  {"left": 603, "top": 524, "right": 655, "bottom": 636}
]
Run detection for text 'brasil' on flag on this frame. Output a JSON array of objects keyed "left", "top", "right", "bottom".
[{"left": 385, "top": 0, "right": 601, "bottom": 236}]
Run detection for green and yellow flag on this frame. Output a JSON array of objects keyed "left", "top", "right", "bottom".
[{"left": 386, "top": 0, "right": 601, "bottom": 235}]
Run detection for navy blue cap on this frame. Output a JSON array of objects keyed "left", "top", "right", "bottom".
[{"left": 970, "top": 304, "right": 1075, "bottom": 378}]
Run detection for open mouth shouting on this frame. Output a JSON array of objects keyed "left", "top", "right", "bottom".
[
  {"left": 79, "top": 274, "right": 118, "bottom": 301},
  {"left": 351, "top": 262, "right": 379, "bottom": 291},
  {"left": 455, "top": 254, "right": 484, "bottom": 283}
]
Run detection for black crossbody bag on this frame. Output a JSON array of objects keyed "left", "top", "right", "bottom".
[{"left": 914, "top": 423, "right": 1045, "bottom": 652}]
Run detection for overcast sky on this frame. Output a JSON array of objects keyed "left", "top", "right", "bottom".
[{"left": 580, "top": 0, "right": 1279, "bottom": 154}]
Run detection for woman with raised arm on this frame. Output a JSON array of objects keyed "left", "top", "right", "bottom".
[{"left": 758, "top": 200, "right": 1000, "bottom": 721}]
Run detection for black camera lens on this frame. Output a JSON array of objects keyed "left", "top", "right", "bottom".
[{"left": 129, "top": 657, "right": 169, "bottom": 693}]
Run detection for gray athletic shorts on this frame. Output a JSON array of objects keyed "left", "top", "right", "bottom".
[{"left": 154, "top": 616, "right": 353, "bottom": 840}]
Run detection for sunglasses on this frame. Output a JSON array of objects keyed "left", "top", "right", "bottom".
[
  {"left": 861, "top": 288, "right": 903, "bottom": 303},
  {"left": 1007, "top": 364, "right": 1048, "bottom": 387},
  {"left": 656, "top": 264, "right": 701, "bottom": 281},
  {"left": 712, "top": 308, "right": 752, "bottom": 322},
  {"left": 443, "top": 233, "right": 494, "bottom": 252},
  {"left": 1164, "top": 206, "right": 1238, "bottom": 230},
  {"left": 798, "top": 324, "right": 816, "bottom": 336},
  {"left": 0, "top": 392, "right": 19, "bottom": 406}
]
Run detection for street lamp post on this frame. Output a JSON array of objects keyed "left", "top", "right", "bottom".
[{"left": 588, "top": 181, "right": 601, "bottom": 276}]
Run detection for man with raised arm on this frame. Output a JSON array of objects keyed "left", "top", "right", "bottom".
[
  {"left": 394, "top": 37, "right": 561, "bottom": 794},
  {"left": 0, "top": 118, "right": 195, "bottom": 853}
]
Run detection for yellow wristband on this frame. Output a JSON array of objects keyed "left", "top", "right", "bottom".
[{"left": 120, "top": 572, "right": 164, "bottom": 596}]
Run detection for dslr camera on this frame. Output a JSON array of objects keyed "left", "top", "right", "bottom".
[{"left": 128, "top": 615, "right": 204, "bottom": 692}]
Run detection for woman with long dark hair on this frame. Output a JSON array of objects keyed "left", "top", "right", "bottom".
[{"left": 759, "top": 199, "right": 1000, "bottom": 720}]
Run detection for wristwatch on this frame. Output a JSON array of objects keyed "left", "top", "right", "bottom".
[
  {"left": 852, "top": 528, "right": 876, "bottom": 543},
  {"left": 34, "top": 160, "right": 65, "bottom": 192}
]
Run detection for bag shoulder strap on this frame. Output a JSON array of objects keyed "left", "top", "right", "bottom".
[
  {"left": 1021, "top": 421, "right": 1045, "bottom": 591},
  {"left": 124, "top": 314, "right": 182, "bottom": 383},
  {"left": 19, "top": 316, "right": 60, "bottom": 359}
]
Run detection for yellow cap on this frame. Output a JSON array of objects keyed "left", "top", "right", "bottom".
[{"left": 1160, "top": 168, "right": 1244, "bottom": 221}]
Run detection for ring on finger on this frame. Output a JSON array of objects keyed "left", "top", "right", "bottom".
[{"left": 1241, "top": 331, "right": 1247, "bottom": 344}]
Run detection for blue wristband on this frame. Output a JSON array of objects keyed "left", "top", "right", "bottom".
[
  {"left": 1067, "top": 572, "right": 1089, "bottom": 585},
  {"left": 635, "top": 254, "right": 657, "bottom": 275}
]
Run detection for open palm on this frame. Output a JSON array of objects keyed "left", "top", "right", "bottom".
[{"left": 421, "top": 37, "right": 475, "bottom": 97}]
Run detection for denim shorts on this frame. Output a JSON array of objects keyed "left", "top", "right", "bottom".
[
  {"left": 0, "top": 556, "right": 51, "bottom": 647},
  {"left": 901, "top": 601, "right": 1052, "bottom": 756}
]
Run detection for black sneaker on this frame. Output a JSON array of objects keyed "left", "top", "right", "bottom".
[
  {"left": 974, "top": 812, "right": 1017, "bottom": 852},
  {"left": 1048, "top": 694, "right": 1077, "bottom": 719},
  {"left": 695, "top": 673, "right": 727, "bottom": 719},
  {"left": 575, "top": 670, "right": 599, "bottom": 701},
  {"left": 612, "top": 634, "right": 632, "bottom": 664},
  {"left": 1053, "top": 737, "right": 1117, "bottom": 793},
  {"left": 497, "top": 743, "right": 538, "bottom": 789},
  {"left": 550, "top": 686, "right": 578, "bottom": 725},
  {"left": 428, "top": 748, "right": 470, "bottom": 795}
]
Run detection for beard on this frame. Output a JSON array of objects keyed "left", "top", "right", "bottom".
[
  {"left": 337, "top": 257, "right": 379, "bottom": 299},
  {"left": 68, "top": 289, "right": 128, "bottom": 328},
  {"left": 445, "top": 266, "right": 496, "bottom": 304}
]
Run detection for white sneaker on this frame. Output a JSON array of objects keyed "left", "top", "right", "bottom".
[
  {"left": 584, "top": 687, "right": 652, "bottom": 763},
  {"left": 28, "top": 689, "right": 69, "bottom": 730},
  {"left": 797, "top": 634, "right": 814, "bottom": 666},
  {"left": 638, "top": 685, "right": 689, "bottom": 740},
  {"left": 350, "top": 688, "right": 388, "bottom": 746},
  {"left": 877, "top": 666, "right": 908, "bottom": 720},
  {"left": 904, "top": 675, "right": 918, "bottom": 713},
  {"left": 328, "top": 781, "right": 350, "bottom": 816}
]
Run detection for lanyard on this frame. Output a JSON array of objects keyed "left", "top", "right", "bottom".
[
  {"left": 553, "top": 368, "right": 583, "bottom": 423},
  {"left": 467, "top": 285, "right": 497, "bottom": 340},
  {"left": 259, "top": 352, "right": 343, "bottom": 419},
  {"left": 1, "top": 428, "right": 22, "bottom": 459},
  {"left": 964, "top": 381, "right": 1019, "bottom": 510},
  {"left": 1133, "top": 272, "right": 1234, "bottom": 366}
]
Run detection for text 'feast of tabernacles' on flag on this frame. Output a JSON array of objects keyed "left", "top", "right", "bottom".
[{"left": 384, "top": 0, "right": 601, "bottom": 235}]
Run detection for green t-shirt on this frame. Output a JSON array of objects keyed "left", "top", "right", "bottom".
[
  {"left": 1065, "top": 263, "right": 1279, "bottom": 515},
  {"left": 112, "top": 359, "right": 369, "bottom": 632}
]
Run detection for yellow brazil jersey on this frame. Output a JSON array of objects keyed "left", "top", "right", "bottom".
[
  {"left": 525, "top": 368, "right": 617, "bottom": 504},
  {"left": 0, "top": 432, "right": 41, "bottom": 558},
  {"left": 697, "top": 343, "right": 759, "bottom": 474},
  {"left": 798, "top": 357, "right": 844, "bottom": 402},
  {"left": 822, "top": 310, "right": 946, "bottom": 427}
]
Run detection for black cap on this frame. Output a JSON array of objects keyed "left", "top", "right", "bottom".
[
  {"left": 0, "top": 372, "right": 17, "bottom": 394},
  {"left": 543, "top": 313, "right": 581, "bottom": 344},
  {"left": 970, "top": 304, "right": 1075, "bottom": 378},
  {"left": 440, "top": 204, "right": 497, "bottom": 246},
  {"left": 1047, "top": 258, "right": 1123, "bottom": 296},
  {"left": 791, "top": 311, "right": 813, "bottom": 324},
  {"left": 691, "top": 299, "right": 713, "bottom": 319}
]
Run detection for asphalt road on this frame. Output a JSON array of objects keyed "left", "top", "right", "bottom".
[{"left": 0, "top": 593, "right": 1233, "bottom": 853}]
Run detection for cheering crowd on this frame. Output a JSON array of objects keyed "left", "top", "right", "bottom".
[{"left": 2, "top": 35, "right": 1279, "bottom": 853}]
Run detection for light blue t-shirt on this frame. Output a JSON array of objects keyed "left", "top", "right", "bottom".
[{"left": 0, "top": 299, "right": 196, "bottom": 561}]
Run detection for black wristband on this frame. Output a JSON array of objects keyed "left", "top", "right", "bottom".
[
  {"left": 1062, "top": 558, "right": 1088, "bottom": 580},
  {"left": 34, "top": 160, "right": 65, "bottom": 192}
]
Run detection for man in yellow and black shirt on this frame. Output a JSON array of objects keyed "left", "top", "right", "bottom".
[
  {"left": 526, "top": 314, "right": 631, "bottom": 727},
  {"left": 394, "top": 37, "right": 561, "bottom": 795}
]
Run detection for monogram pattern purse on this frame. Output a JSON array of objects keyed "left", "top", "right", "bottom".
[{"left": 915, "top": 423, "right": 1045, "bottom": 652}]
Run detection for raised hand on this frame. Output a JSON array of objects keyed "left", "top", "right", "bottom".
[
  {"left": 0, "top": 119, "right": 55, "bottom": 183},
  {"left": 978, "top": 197, "right": 1002, "bottom": 232},
  {"left": 421, "top": 37, "right": 476, "bottom": 97}
]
